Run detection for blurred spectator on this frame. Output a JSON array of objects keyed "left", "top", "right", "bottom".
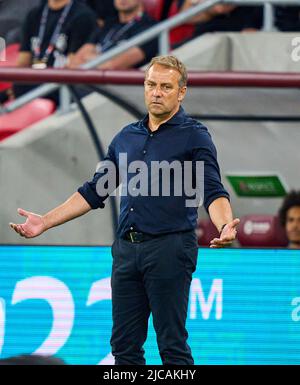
[
  {"left": 17, "top": 0, "right": 97, "bottom": 70},
  {"left": 85, "top": 0, "right": 118, "bottom": 27},
  {"left": 1, "top": 0, "right": 98, "bottom": 104},
  {"left": 68, "top": 0, "right": 158, "bottom": 70},
  {"left": 0, "top": 0, "right": 41, "bottom": 44},
  {"left": 167, "top": 0, "right": 196, "bottom": 47},
  {"left": 275, "top": 6, "right": 300, "bottom": 31},
  {"left": 177, "top": 0, "right": 263, "bottom": 39},
  {"left": 278, "top": 190, "right": 300, "bottom": 249}
]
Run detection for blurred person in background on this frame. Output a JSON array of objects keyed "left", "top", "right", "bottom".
[
  {"left": 68, "top": 0, "right": 158, "bottom": 70},
  {"left": 0, "top": 0, "right": 98, "bottom": 104},
  {"left": 178, "top": 0, "right": 263, "bottom": 37},
  {"left": 279, "top": 191, "right": 300, "bottom": 249},
  {"left": 17, "top": 0, "right": 97, "bottom": 70},
  {"left": 85, "top": 0, "right": 118, "bottom": 27}
]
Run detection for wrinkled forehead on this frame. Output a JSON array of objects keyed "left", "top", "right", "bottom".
[{"left": 145, "top": 64, "right": 181, "bottom": 85}]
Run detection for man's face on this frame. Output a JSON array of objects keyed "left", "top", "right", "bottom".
[
  {"left": 114, "top": 0, "right": 141, "bottom": 13},
  {"left": 286, "top": 206, "right": 300, "bottom": 245},
  {"left": 144, "top": 64, "right": 187, "bottom": 119}
]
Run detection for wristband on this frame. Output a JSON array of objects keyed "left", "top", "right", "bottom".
[{"left": 220, "top": 224, "right": 227, "bottom": 234}]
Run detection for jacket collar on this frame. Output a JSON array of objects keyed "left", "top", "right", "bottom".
[{"left": 141, "top": 106, "right": 186, "bottom": 130}]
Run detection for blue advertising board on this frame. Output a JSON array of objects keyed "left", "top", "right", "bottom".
[{"left": 0, "top": 245, "right": 299, "bottom": 364}]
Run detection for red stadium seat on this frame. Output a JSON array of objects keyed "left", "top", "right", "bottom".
[
  {"left": 237, "top": 214, "right": 288, "bottom": 247},
  {"left": 197, "top": 219, "right": 219, "bottom": 247},
  {"left": 0, "top": 99, "right": 56, "bottom": 141},
  {"left": 0, "top": 43, "right": 20, "bottom": 92},
  {"left": 143, "top": 0, "right": 165, "bottom": 21},
  {"left": 168, "top": 1, "right": 195, "bottom": 47}
]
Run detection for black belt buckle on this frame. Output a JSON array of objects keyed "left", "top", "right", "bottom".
[{"left": 129, "top": 232, "right": 143, "bottom": 243}]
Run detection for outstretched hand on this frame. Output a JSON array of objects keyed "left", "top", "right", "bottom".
[
  {"left": 210, "top": 218, "right": 240, "bottom": 248},
  {"left": 9, "top": 208, "right": 46, "bottom": 239}
]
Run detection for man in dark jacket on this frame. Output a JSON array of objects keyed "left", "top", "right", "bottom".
[{"left": 10, "top": 55, "right": 239, "bottom": 365}]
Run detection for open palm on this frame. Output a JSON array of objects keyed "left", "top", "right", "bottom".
[
  {"left": 9, "top": 208, "right": 46, "bottom": 238},
  {"left": 210, "top": 218, "right": 240, "bottom": 248}
]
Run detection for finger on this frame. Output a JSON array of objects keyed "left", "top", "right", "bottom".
[
  {"left": 211, "top": 241, "right": 232, "bottom": 246},
  {"left": 17, "top": 225, "right": 26, "bottom": 236},
  {"left": 13, "top": 226, "right": 23, "bottom": 237},
  {"left": 210, "top": 237, "right": 235, "bottom": 245},
  {"left": 220, "top": 236, "right": 235, "bottom": 242},
  {"left": 233, "top": 218, "right": 240, "bottom": 226},
  {"left": 12, "top": 225, "right": 20, "bottom": 234},
  {"left": 229, "top": 218, "right": 240, "bottom": 229},
  {"left": 15, "top": 225, "right": 27, "bottom": 237},
  {"left": 211, "top": 242, "right": 232, "bottom": 248},
  {"left": 210, "top": 237, "right": 221, "bottom": 243},
  {"left": 11, "top": 223, "right": 21, "bottom": 234},
  {"left": 10, "top": 223, "right": 26, "bottom": 237},
  {"left": 220, "top": 241, "right": 233, "bottom": 246},
  {"left": 210, "top": 236, "right": 233, "bottom": 243},
  {"left": 20, "top": 225, "right": 29, "bottom": 238},
  {"left": 17, "top": 208, "right": 30, "bottom": 218},
  {"left": 210, "top": 241, "right": 232, "bottom": 248}
]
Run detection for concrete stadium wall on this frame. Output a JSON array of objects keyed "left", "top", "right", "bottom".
[
  {"left": 0, "top": 94, "right": 133, "bottom": 245},
  {"left": 176, "top": 32, "right": 300, "bottom": 72}
]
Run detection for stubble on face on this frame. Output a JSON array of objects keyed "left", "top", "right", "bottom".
[{"left": 144, "top": 64, "right": 185, "bottom": 120}]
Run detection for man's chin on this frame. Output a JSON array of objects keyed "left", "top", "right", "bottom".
[
  {"left": 149, "top": 106, "right": 166, "bottom": 115},
  {"left": 150, "top": 112, "right": 170, "bottom": 120}
]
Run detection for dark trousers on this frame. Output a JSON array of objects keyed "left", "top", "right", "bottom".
[{"left": 110, "top": 230, "right": 198, "bottom": 365}]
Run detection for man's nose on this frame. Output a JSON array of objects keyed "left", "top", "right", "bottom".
[{"left": 152, "top": 86, "right": 162, "bottom": 97}]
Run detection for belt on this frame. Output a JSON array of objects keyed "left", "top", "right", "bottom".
[{"left": 123, "top": 231, "right": 158, "bottom": 243}]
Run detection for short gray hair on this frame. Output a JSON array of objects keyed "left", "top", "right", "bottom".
[{"left": 145, "top": 55, "right": 188, "bottom": 88}]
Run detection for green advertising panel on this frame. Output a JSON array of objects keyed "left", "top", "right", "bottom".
[{"left": 226, "top": 174, "right": 287, "bottom": 198}]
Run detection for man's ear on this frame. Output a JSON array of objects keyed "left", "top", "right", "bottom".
[{"left": 178, "top": 86, "right": 187, "bottom": 102}]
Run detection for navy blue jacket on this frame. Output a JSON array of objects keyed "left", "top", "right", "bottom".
[{"left": 78, "top": 107, "right": 229, "bottom": 237}]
